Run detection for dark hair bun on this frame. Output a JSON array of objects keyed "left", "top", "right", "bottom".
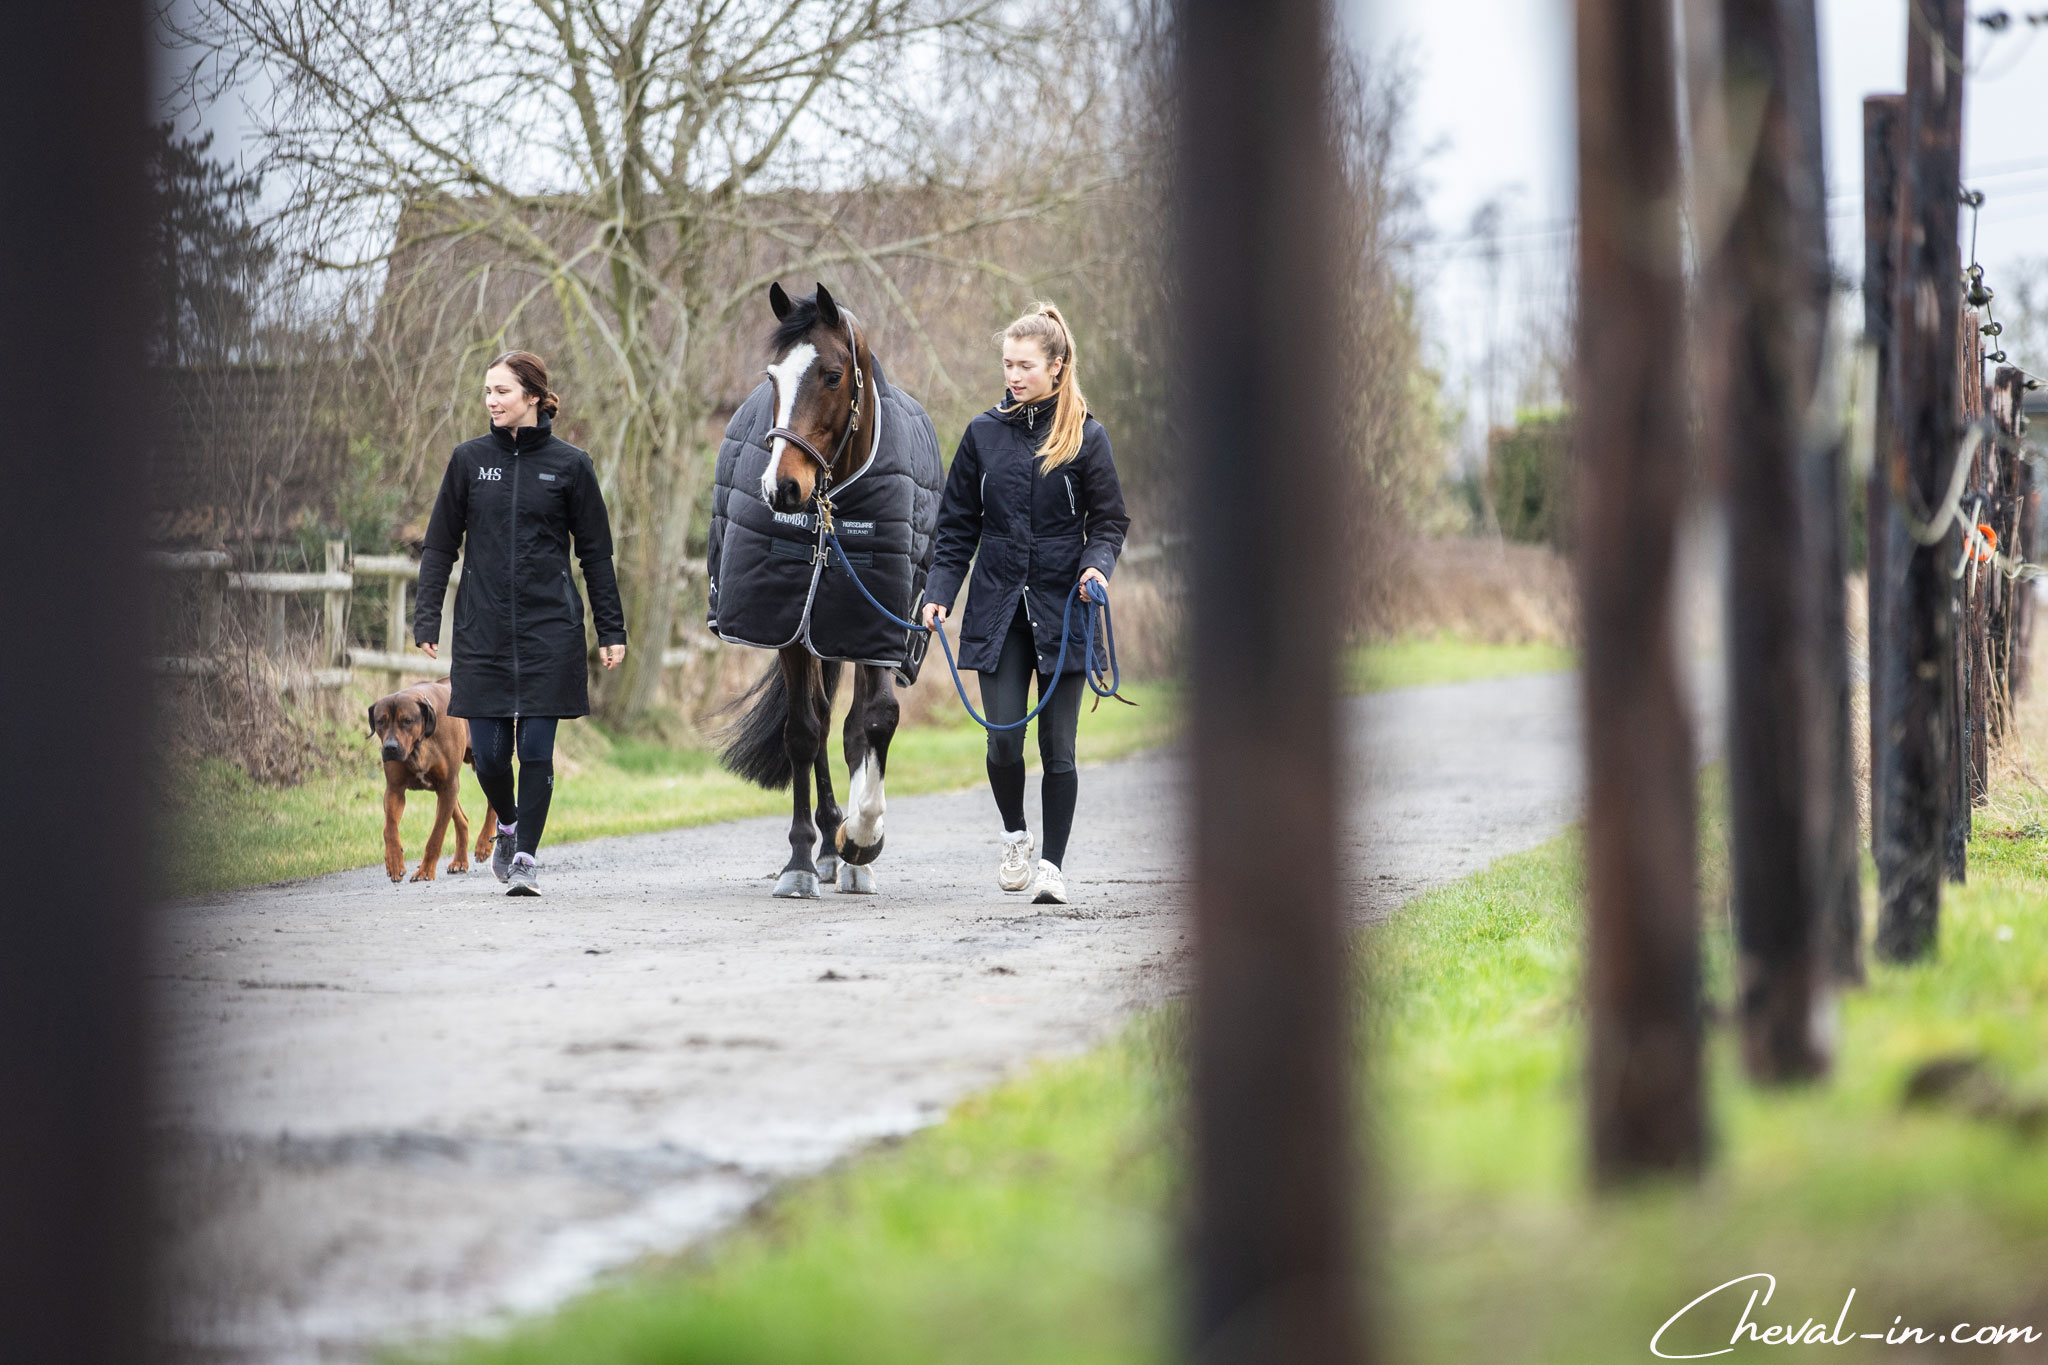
[{"left": 542, "top": 390, "right": 561, "bottom": 419}]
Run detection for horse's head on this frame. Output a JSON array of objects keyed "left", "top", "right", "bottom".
[{"left": 761, "top": 281, "right": 871, "bottom": 514}]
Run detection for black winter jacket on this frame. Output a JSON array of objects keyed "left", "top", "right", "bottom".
[
  {"left": 413, "top": 417, "right": 627, "bottom": 718},
  {"left": 925, "top": 397, "right": 1130, "bottom": 674}
]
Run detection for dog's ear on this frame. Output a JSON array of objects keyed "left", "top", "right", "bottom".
[
  {"left": 367, "top": 705, "right": 379, "bottom": 737},
  {"left": 417, "top": 698, "right": 437, "bottom": 738}
]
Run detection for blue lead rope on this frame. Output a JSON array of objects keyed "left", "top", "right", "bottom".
[{"left": 822, "top": 530, "right": 1129, "bottom": 733}]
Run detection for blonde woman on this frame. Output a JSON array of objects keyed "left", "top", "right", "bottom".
[{"left": 923, "top": 304, "right": 1130, "bottom": 904}]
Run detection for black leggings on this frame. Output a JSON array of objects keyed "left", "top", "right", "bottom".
[
  {"left": 469, "top": 716, "right": 559, "bottom": 857},
  {"left": 977, "top": 604, "right": 1084, "bottom": 867}
]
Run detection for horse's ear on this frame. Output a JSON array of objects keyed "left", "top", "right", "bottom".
[
  {"left": 815, "top": 282, "right": 840, "bottom": 330},
  {"left": 768, "top": 281, "right": 792, "bottom": 320}
]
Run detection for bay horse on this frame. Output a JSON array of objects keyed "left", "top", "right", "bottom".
[{"left": 716, "top": 283, "right": 911, "bottom": 898}]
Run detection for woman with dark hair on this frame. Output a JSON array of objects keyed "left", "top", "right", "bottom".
[
  {"left": 923, "top": 303, "right": 1129, "bottom": 905},
  {"left": 414, "top": 350, "right": 627, "bottom": 896}
]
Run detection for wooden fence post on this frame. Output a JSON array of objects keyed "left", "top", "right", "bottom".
[
  {"left": 1178, "top": 0, "right": 1360, "bottom": 1359},
  {"left": 1876, "top": 0, "right": 1965, "bottom": 962},
  {"left": 1709, "top": 0, "right": 1836, "bottom": 1078},
  {"left": 1990, "top": 368, "right": 2028, "bottom": 727},
  {"left": 1865, "top": 93, "right": 1904, "bottom": 954},
  {"left": 1954, "top": 308, "right": 1986, "bottom": 842},
  {"left": 1577, "top": 0, "right": 1704, "bottom": 1177},
  {"left": 0, "top": 3, "right": 154, "bottom": 1360},
  {"left": 386, "top": 575, "right": 408, "bottom": 657},
  {"left": 324, "top": 539, "right": 349, "bottom": 669}
]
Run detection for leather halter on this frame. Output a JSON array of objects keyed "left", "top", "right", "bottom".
[{"left": 764, "top": 314, "right": 866, "bottom": 493}]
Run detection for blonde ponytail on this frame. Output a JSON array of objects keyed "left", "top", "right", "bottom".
[{"left": 997, "top": 302, "right": 1089, "bottom": 471}]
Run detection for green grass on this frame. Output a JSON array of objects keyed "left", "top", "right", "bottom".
[
  {"left": 161, "top": 681, "right": 1178, "bottom": 899},
  {"left": 1347, "top": 633, "right": 1574, "bottom": 694},
  {"left": 406, "top": 774, "right": 2048, "bottom": 1365}
]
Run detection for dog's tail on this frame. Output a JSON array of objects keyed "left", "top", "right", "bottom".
[{"left": 714, "top": 657, "right": 843, "bottom": 790}]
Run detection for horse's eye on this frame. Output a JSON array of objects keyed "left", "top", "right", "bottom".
[{"left": 824, "top": 370, "right": 843, "bottom": 386}]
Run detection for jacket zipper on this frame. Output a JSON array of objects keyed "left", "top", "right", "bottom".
[
  {"left": 508, "top": 440, "right": 521, "bottom": 720},
  {"left": 1065, "top": 474, "right": 1076, "bottom": 517}
]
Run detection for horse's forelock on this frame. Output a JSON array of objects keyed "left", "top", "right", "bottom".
[{"left": 768, "top": 292, "right": 860, "bottom": 366}]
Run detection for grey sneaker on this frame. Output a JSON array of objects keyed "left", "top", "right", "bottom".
[
  {"left": 998, "top": 830, "right": 1035, "bottom": 892},
  {"left": 506, "top": 853, "right": 540, "bottom": 897},
  {"left": 1029, "top": 859, "right": 1068, "bottom": 906},
  {"left": 491, "top": 824, "right": 517, "bottom": 883}
]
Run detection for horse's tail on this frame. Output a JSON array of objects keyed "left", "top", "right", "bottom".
[
  {"left": 714, "top": 657, "right": 842, "bottom": 790},
  {"left": 716, "top": 661, "right": 796, "bottom": 789}
]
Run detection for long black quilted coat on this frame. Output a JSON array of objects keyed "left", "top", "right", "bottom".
[
  {"left": 705, "top": 359, "right": 943, "bottom": 670},
  {"left": 413, "top": 417, "right": 626, "bottom": 719},
  {"left": 925, "top": 397, "right": 1130, "bottom": 674}
]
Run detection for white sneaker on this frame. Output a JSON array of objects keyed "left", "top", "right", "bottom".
[
  {"left": 998, "top": 830, "right": 1035, "bottom": 892},
  {"left": 1029, "top": 859, "right": 1068, "bottom": 905}
]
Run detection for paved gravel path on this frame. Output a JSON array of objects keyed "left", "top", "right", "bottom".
[{"left": 154, "top": 671, "right": 1591, "bottom": 1363}]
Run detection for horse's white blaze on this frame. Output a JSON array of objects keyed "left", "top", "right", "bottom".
[
  {"left": 761, "top": 342, "right": 817, "bottom": 501},
  {"left": 844, "top": 751, "right": 885, "bottom": 847}
]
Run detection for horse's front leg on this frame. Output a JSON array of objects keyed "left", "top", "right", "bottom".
[
  {"left": 774, "top": 647, "right": 825, "bottom": 899},
  {"left": 835, "top": 665, "right": 898, "bottom": 889}
]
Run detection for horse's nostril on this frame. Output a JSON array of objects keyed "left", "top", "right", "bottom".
[{"left": 778, "top": 479, "right": 802, "bottom": 507}]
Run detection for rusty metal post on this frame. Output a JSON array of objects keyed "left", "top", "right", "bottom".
[
  {"left": 1876, "top": 0, "right": 1965, "bottom": 962},
  {"left": 0, "top": 4, "right": 154, "bottom": 1363},
  {"left": 1178, "top": 0, "right": 1360, "bottom": 1359},
  {"left": 1576, "top": 0, "right": 1704, "bottom": 1178}
]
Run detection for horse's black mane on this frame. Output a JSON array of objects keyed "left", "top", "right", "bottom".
[{"left": 768, "top": 293, "right": 830, "bottom": 357}]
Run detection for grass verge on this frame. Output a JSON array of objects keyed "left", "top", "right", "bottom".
[
  {"left": 1346, "top": 633, "right": 1573, "bottom": 694},
  {"left": 161, "top": 679, "right": 1178, "bottom": 899},
  {"left": 166, "top": 635, "right": 1568, "bottom": 899},
  {"left": 407, "top": 786, "right": 2048, "bottom": 1365}
]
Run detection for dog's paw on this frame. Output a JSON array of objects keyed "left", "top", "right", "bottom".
[
  {"left": 447, "top": 860, "right": 469, "bottom": 875},
  {"left": 408, "top": 865, "right": 437, "bottom": 883}
]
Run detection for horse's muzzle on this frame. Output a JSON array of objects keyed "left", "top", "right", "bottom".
[{"left": 772, "top": 477, "right": 806, "bottom": 512}]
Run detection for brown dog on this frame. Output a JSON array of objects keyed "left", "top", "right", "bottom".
[{"left": 367, "top": 681, "right": 496, "bottom": 882}]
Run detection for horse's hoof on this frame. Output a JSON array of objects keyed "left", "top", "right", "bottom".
[
  {"left": 773, "top": 869, "right": 821, "bottom": 899},
  {"left": 817, "top": 853, "right": 840, "bottom": 885},
  {"left": 839, "top": 834, "right": 885, "bottom": 867},
  {"left": 837, "top": 861, "right": 876, "bottom": 894}
]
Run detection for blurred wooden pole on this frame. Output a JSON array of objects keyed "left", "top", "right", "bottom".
[
  {"left": 1876, "top": 0, "right": 1964, "bottom": 962},
  {"left": 1576, "top": 0, "right": 1704, "bottom": 1179},
  {"left": 1862, "top": 92, "right": 1904, "bottom": 984},
  {"left": 1179, "top": 0, "right": 1359, "bottom": 1359},
  {"left": 0, "top": 4, "right": 155, "bottom": 1363},
  {"left": 1708, "top": 0, "right": 1835, "bottom": 1078}
]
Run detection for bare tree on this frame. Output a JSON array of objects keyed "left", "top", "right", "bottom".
[{"left": 163, "top": 0, "right": 1120, "bottom": 721}]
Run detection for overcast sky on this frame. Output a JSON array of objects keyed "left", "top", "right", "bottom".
[{"left": 166, "top": 2, "right": 2047, "bottom": 438}]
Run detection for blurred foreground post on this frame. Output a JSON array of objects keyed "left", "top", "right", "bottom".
[
  {"left": 1876, "top": 0, "right": 1964, "bottom": 962},
  {"left": 1862, "top": 92, "right": 1904, "bottom": 984},
  {"left": 0, "top": 4, "right": 155, "bottom": 1363},
  {"left": 1178, "top": 0, "right": 1359, "bottom": 1360},
  {"left": 1707, "top": 0, "right": 1834, "bottom": 1079},
  {"left": 1575, "top": 0, "right": 1704, "bottom": 1179}
]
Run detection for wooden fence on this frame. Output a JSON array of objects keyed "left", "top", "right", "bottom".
[{"left": 148, "top": 543, "right": 712, "bottom": 691}]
